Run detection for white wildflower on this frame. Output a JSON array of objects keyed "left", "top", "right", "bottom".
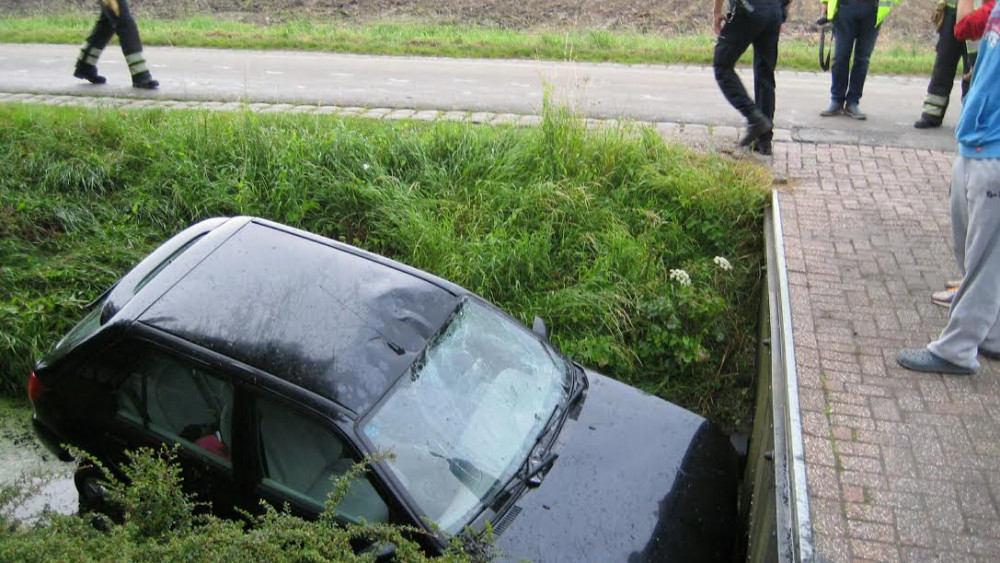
[
  {"left": 669, "top": 269, "right": 691, "bottom": 286},
  {"left": 713, "top": 256, "right": 733, "bottom": 271},
  {"left": 362, "top": 163, "right": 371, "bottom": 171}
]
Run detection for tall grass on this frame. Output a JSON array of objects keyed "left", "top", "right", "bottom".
[
  {"left": 0, "top": 14, "right": 935, "bottom": 75},
  {"left": 0, "top": 102, "right": 769, "bottom": 428}
]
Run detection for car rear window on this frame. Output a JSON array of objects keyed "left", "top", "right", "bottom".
[
  {"left": 50, "top": 298, "right": 105, "bottom": 356},
  {"left": 133, "top": 234, "right": 205, "bottom": 296}
]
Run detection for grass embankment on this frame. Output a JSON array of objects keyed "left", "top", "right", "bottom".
[
  {"left": 0, "top": 14, "right": 935, "bottom": 75},
  {"left": 0, "top": 102, "right": 769, "bottom": 429}
]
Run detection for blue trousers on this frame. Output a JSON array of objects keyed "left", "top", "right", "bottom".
[{"left": 830, "top": 1, "right": 880, "bottom": 106}]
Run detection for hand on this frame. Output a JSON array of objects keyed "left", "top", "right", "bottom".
[
  {"left": 931, "top": 1, "right": 947, "bottom": 29},
  {"left": 714, "top": 12, "right": 727, "bottom": 35}
]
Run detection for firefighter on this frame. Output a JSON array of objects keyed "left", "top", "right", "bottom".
[
  {"left": 913, "top": 0, "right": 978, "bottom": 129},
  {"left": 74, "top": 0, "right": 159, "bottom": 89},
  {"left": 819, "top": 0, "right": 898, "bottom": 120},
  {"left": 713, "top": 0, "right": 790, "bottom": 155}
]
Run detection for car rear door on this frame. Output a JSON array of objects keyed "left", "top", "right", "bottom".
[{"left": 109, "top": 341, "right": 248, "bottom": 517}]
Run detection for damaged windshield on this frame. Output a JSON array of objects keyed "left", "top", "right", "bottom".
[{"left": 361, "top": 298, "right": 570, "bottom": 534}]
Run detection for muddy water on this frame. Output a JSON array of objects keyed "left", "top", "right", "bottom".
[{"left": 0, "top": 403, "right": 78, "bottom": 521}]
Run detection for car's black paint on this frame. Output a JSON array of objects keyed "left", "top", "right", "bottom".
[
  {"left": 30, "top": 217, "right": 742, "bottom": 562},
  {"left": 139, "top": 221, "right": 460, "bottom": 415},
  {"left": 494, "top": 371, "right": 740, "bottom": 563}
]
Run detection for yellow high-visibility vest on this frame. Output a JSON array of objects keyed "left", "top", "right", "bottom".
[{"left": 823, "top": 0, "right": 899, "bottom": 27}]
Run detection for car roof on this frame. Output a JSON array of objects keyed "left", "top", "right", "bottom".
[{"left": 138, "top": 219, "right": 462, "bottom": 415}]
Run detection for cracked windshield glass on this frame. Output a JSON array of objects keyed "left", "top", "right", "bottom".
[{"left": 362, "top": 298, "right": 570, "bottom": 533}]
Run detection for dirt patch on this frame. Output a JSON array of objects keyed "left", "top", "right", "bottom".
[{"left": 2, "top": 0, "right": 940, "bottom": 42}]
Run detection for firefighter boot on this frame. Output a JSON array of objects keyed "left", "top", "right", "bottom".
[
  {"left": 913, "top": 114, "right": 942, "bottom": 129},
  {"left": 131, "top": 71, "right": 159, "bottom": 90},
  {"left": 73, "top": 62, "right": 107, "bottom": 85},
  {"left": 739, "top": 109, "right": 772, "bottom": 148}
]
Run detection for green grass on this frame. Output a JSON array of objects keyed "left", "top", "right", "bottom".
[
  {"left": 0, "top": 14, "right": 936, "bottom": 75},
  {"left": 0, "top": 102, "right": 770, "bottom": 429}
]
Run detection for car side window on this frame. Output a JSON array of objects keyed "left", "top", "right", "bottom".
[
  {"left": 115, "top": 350, "right": 234, "bottom": 467},
  {"left": 255, "top": 397, "right": 389, "bottom": 524}
]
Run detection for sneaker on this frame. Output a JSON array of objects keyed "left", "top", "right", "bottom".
[
  {"left": 944, "top": 278, "right": 962, "bottom": 289},
  {"left": 844, "top": 103, "right": 867, "bottom": 120},
  {"left": 73, "top": 63, "right": 107, "bottom": 85},
  {"left": 931, "top": 286, "right": 958, "bottom": 307},
  {"left": 981, "top": 348, "right": 1000, "bottom": 360},
  {"left": 897, "top": 349, "right": 975, "bottom": 375},
  {"left": 820, "top": 102, "right": 843, "bottom": 117}
]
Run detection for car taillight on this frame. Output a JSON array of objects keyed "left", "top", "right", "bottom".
[{"left": 27, "top": 372, "right": 48, "bottom": 406}]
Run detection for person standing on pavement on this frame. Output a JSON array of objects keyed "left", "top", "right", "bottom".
[
  {"left": 818, "top": 0, "right": 897, "bottom": 120},
  {"left": 74, "top": 0, "right": 159, "bottom": 89},
  {"left": 913, "top": 0, "right": 976, "bottom": 129},
  {"left": 712, "top": 0, "right": 790, "bottom": 155},
  {"left": 897, "top": 0, "right": 1000, "bottom": 375},
  {"left": 926, "top": 0, "right": 995, "bottom": 308}
]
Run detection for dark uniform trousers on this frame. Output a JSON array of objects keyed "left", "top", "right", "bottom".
[
  {"left": 713, "top": 1, "right": 784, "bottom": 144},
  {"left": 921, "top": 6, "right": 975, "bottom": 123},
  {"left": 77, "top": 0, "right": 151, "bottom": 80}
]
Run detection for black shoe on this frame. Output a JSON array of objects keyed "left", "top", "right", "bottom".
[
  {"left": 739, "top": 110, "right": 773, "bottom": 147},
  {"left": 131, "top": 72, "right": 160, "bottom": 90},
  {"left": 819, "top": 102, "right": 842, "bottom": 117},
  {"left": 844, "top": 103, "right": 867, "bottom": 120},
  {"left": 753, "top": 140, "right": 773, "bottom": 156},
  {"left": 913, "top": 116, "right": 942, "bottom": 129},
  {"left": 73, "top": 63, "right": 106, "bottom": 85}
]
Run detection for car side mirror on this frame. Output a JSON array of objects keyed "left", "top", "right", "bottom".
[{"left": 532, "top": 316, "right": 548, "bottom": 340}]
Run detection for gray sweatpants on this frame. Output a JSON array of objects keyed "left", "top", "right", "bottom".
[{"left": 928, "top": 156, "right": 1000, "bottom": 370}]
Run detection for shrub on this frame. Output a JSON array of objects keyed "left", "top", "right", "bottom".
[{"left": 0, "top": 446, "right": 487, "bottom": 562}]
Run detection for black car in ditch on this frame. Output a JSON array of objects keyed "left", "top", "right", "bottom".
[{"left": 29, "top": 216, "right": 741, "bottom": 562}]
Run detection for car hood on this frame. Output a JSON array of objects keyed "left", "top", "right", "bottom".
[{"left": 493, "top": 370, "right": 740, "bottom": 563}]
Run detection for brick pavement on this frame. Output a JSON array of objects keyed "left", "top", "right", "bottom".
[{"left": 772, "top": 143, "right": 1000, "bottom": 563}]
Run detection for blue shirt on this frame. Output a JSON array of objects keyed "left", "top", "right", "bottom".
[{"left": 957, "top": 2, "right": 1000, "bottom": 158}]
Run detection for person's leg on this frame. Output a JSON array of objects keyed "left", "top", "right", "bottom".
[
  {"left": 74, "top": 8, "right": 115, "bottom": 84},
  {"left": 928, "top": 158, "right": 1000, "bottom": 370},
  {"left": 714, "top": 16, "right": 756, "bottom": 117},
  {"left": 109, "top": 0, "right": 158, "bottom": 88},
  {"left": 828, "top": 4, "right": 861, "bottom": 111},
  {"left": 917, "top": 8, "right": 963, "bottom": 127},
  {"left": 751, "top": 7, "right": 782, "bottom": 150},
  {"left": 844, "top": 3, "right": 880, "bottom": 109},
  {"left": 714, "top": 11, "right": 771, "bottom": 146}
]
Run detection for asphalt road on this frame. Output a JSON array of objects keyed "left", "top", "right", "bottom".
[{"left": 0, "top": 43, "right": 960, "bottom": 152}]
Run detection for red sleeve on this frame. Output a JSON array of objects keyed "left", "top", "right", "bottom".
[{"left": 955, "top": 0, "right": 996, "bottom": 40}]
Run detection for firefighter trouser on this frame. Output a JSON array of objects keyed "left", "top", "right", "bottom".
[
  {"left": 713, "top": 2, "right": 783, "bottom": 144},
  {"left": 920, "top": 7, "right": 972, "bottom": 123},
  {"left": 77, "top": 0, "right": 151, "bottom": 79}
]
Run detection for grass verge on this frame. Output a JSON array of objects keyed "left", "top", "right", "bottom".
[
  {"left": 0, "top": 14, "right": 935, "bottom": 75},
  {"left": 0, "top": 101, "right": 770, "bottom": 429}
]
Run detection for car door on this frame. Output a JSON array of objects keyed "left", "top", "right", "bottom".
[
  {"left": 250, "top": 393, "right": 393, "bottom": 526},
  {"left": 111, "top": 343, "right": 246, "bottom": 516}
]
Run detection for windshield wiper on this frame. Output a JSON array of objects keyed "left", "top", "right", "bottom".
[{"left": 474, "top": 368, "right": 586, "bottom": 517}]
